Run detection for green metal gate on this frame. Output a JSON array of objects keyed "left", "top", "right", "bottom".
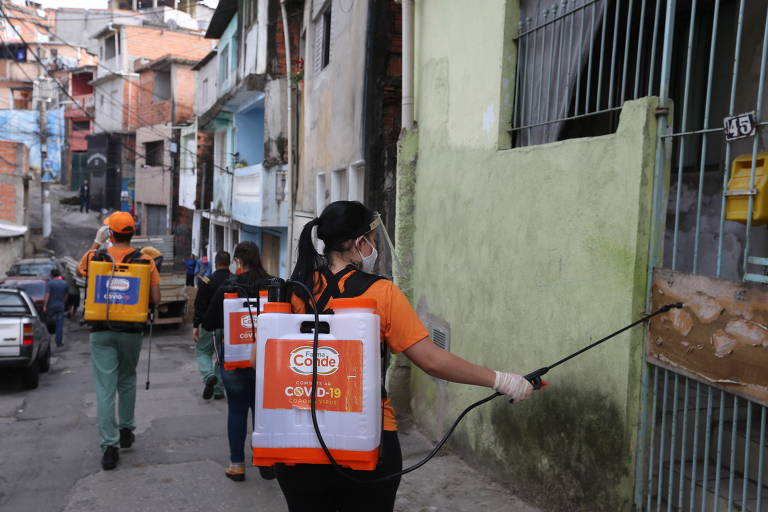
[{"left": 636, "top": 0, "right": 768, "bottom": 510}]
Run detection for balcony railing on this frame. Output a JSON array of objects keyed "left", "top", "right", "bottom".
[{"left": 66, "top": 94, "right": 95, "bottom": 117}]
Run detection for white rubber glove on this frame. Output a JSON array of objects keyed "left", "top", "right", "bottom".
[
  {"left": 94, "top": 225, "right": 110, "bottom": 246},
  {"left": 494, "top": 371, "right": 534, "bottom": 402}
]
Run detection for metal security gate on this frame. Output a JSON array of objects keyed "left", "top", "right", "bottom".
[{"left": 636, "top": 0, "right": 768, "bottom": 510}]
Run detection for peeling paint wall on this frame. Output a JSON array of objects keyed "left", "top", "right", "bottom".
[
  {"left": 650, "top": 269, "right": 768, "bottom": 404},
  {"left": 404, "top": 1, "right": 661, "bottom": 509}
]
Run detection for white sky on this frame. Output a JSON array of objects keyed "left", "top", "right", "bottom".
[{"left": 36, "top": 0, "right": 219, "bottom": 9}]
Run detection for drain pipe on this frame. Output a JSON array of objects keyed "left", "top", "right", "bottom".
[
  {"left": 280, "top": 0, "right": 294, "bottom": 273},
  {"left": 401, "top": 0, "right": 414, "bottom": 131}
]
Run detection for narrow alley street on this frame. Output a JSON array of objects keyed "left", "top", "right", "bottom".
[
  {"left": 0, "top": 183, "right": 543, "bottom": 511},
  {"left": 0, "top": 316, "right": 541, "bottom": 512}
]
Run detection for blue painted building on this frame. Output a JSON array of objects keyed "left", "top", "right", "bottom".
[{"left": 195, "top": 0, "right": 289, "bottom": 277}]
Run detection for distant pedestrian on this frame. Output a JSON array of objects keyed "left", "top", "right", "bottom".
[
  {"left": 195, "top": 256, "right": 211, "bottom": 286},
  {"left": 43, "top": 269, "right": 69, "bottom": 347},
  {"left": 184, "top": 254, "right": 197, "bottom": 286},
  {"left": 192, "top": 251, "right": 231, "bottom": 401},
  {"left": 79, "top": 180, "right": 90, "bottom": 213}
]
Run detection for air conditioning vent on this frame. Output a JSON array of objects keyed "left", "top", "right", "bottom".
[{"left": 431, "top": 325, "right": 449, "bottom": 351}]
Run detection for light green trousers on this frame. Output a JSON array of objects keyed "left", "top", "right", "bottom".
[
  {"left": 195, "top": 327, "right": 224, "bottom": 394},
  {"left": 90, "top": 330, "right": 143, "bottom": 450}
]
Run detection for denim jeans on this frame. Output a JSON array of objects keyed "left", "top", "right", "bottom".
[
  {"left": 220, "top": 366, "right": 255, "bottom": 464},
  {"left": 51, "top": 311, "right": 65, "bottom": 346}
]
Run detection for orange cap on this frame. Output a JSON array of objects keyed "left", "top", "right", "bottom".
[
  {"left": 263, "top": 302, "right": 291, "bottom": 313},
  {"left": 328, "top": 297, "right": 377, "bottom": 310},
  {"left": 106, "top": 211, "right": 135, "bottom": 234}
]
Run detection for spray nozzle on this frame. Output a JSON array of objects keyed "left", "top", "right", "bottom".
[
  {"left": 524, "top": 367, "right": 549, "bottom": 390},
  {"left": 659, "top": 302, "right": 684, "bottom": 313}
]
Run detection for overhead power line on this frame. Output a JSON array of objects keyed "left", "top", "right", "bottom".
[
  {"left": 2, "top": 2, "right": 235, "bottom": 188},
  {"left": 0, "top": 2, "right": 173, "bottom": 174},
  {"left": 41, "top": 25, "right": 232, "bottom": 175}
]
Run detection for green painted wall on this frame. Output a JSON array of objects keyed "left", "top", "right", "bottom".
[{"left": 398, "top": 1, "right": 661, "bottom": 510}]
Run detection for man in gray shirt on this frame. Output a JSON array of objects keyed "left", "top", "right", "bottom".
[{"left": 44, "top": 269, "right": 69, "bottom": 347}]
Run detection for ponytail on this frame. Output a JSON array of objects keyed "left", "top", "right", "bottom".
[{"left": 290, "top": 217, "right": 323, "bottom": 302}]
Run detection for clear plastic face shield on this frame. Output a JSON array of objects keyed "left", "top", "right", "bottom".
[{"left": 354, "top": 212, "right": 403, "bottom": 280}]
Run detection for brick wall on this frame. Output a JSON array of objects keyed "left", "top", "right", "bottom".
[
  {"left": 122, "top": 78, "right": 140, "bottom": 131},
  {"left": 136, "top": 69, "right": 173, "bottom": 128},
  {"left": 173, "top": 66, "right": 197, "bottom": 124},
  {"left": 125, "top": 26, "right": 212, "bottom": 63},
  {"left": 196, "top": 131, "right": 214, "bottom": 210},
  {"left": 0, "top": 141, "right": 29, "bottom": 225},
  {"left": 269, "top": 5, "right": 302, "bottom": 78}
]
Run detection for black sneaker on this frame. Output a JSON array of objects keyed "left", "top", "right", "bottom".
[
  {"left": 119, "top": 428, "right": 135, "bottom": 448},
  {"left": 202, "top": 375, "right": 218, "bottom": 400},
  {"left": 101, "top": 446, "right": 119, "bottom": 470}
]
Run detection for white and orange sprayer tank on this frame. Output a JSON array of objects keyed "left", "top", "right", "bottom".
[
  {"left": 222, "top": 290, "right": 268, "bottom": 370},
  {"left": 252, "top": 297, "right": 382, "bottom": 470}
]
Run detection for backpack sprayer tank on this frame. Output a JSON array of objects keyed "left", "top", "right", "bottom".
[
  {"left": 222, "top": 290, "right": 268, "bottom": 370},
  {"left": 251, "top": 297, "right": 382, "bottom": 470},
  {"left": 84, "top": 260, "right": 151, "bottom": 324}
]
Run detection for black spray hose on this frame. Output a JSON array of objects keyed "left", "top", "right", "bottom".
[
  {"left": 288, "top": 279, "right": 682, "bottom": 485},
  {"left": 145, "top": 307, "right": 154, "bottom": 390}
]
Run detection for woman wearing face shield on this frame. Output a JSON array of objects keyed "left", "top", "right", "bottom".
[{"left": 275, "top": 200, "right": 533, "bottom": 512}]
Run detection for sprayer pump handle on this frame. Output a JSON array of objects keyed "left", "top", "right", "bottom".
[{"left": 506, "top": 367, "right": 548, "bottom": 404}]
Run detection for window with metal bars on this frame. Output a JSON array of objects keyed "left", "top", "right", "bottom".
[{"left": 511, "top": 0, "right": 668, "bottom": 148}]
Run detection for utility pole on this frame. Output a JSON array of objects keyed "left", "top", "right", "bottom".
[{"left": 38, "top": 80, "right": 51, "bottom": 238}]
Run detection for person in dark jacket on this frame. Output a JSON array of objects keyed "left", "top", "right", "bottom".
[
  {"left": 193, "top": 251, "right": 232, "bottom": 400},
  {"left": 203, "top": 241, "right": 273, "bottom": 482},
  {"left": 79, "top": 180, "right": 90, "bottom": 213}
]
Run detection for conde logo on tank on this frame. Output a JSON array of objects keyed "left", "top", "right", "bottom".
[
  {"left": 239, "top": 313, "right": 255, "bottom": 329},
  {"left": 95, "top": 276, "right": 139, "bottom": 304},
  {"left": 288, "top": 346, "right": 340, "bottom": 376}
]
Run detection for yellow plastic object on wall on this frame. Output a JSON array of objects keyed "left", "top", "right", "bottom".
[
  {"left": 84, "top": 260, "right": 151, "bottom": 323},
  {"left": 725, "top": 153, "right": 768, "bottom": 226}
]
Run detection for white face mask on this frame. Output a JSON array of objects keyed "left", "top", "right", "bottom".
[{"left": 356, "top": 237, "right": 378, "bottom": 273}]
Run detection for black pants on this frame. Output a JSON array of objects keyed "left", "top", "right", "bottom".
[
  {"left": 274, "top": 430, "right": 402, "bottom": 512},
  {"left": 186, "top": 274, "right": 194, "bottom": 286}
]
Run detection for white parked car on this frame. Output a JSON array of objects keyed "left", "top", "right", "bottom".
[{"left": 0, "top": 288, "right": 51, "bottom": 389}]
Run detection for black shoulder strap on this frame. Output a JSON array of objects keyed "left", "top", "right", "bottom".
[
  {"left": 122, "top": 249, "right": 148, "bottom": 264},
  {"left": 340, "top": 270, "right": 386, "bottom": 299},
  {"left": 306, "top": 266, "right": 387, "bottom": 314},
  {"left": 308, "top": 266, "right": 356, "bottom": 314},
  {"left": 91, "top": 249, "right": 111, "bottom": 262}
]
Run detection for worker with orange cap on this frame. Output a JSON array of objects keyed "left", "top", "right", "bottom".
[{"left": 77, "top": 212, "right": 162, "bottom": 471}]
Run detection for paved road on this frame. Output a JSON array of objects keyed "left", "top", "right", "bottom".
[{"left": 0, "top": 319, "right": 540, "bottom": 512}]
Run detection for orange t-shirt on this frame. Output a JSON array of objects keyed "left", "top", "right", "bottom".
[
  {"left": 78, "top": 246, "right": 161, "bottom": 286},
  {"left": 291, "top": 270, "right": 429, "bottom": 431}
]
